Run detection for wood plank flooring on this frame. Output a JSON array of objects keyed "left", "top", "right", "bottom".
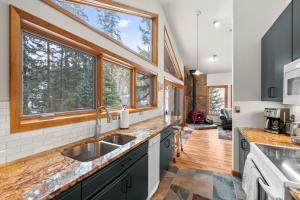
[{"left": 174, "top": 128, "right": 232, "bottom": 174}]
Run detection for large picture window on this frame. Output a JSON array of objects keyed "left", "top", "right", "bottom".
[
  {"left": 103, "top": 60, "right": 131, "bottom": 108},
  {"left": 136, "top": 72, "right": 152, "bottom": 106},
  {"left": 43, "top": 0, "right": 158, "bottom": 64},
  {"left": 10, "top": 6, "right": 158, "bottom": 133},
  {"left": 22, "top": 31, "right": 96, "bottom": 116},
  {"left": 208, "top": 86, "right": 228, "bottom": 115}
]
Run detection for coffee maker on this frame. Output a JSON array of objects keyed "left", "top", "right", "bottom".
[{"left": 264, "top": 108, "right": 290, "bottom": 134}]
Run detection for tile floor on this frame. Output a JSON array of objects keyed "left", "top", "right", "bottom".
[{"left": 152, "top": 166, "right": 246, "bottom": 200}]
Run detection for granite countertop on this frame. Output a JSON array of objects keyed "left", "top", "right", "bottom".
[
  {"left": 0, "top": 116, "right": 181, "bottom": 200},
  {"left": 239, "top": 127, "right": 300, "bottom": 199},
  {"left": 238, "top": 127, "right": 300, "bottom": 148}
]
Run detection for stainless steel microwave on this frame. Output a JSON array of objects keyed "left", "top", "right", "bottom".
[{"left": 283, "top": 58, "right": 300, "bottom": 105}]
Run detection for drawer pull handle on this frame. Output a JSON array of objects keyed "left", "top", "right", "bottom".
[
  {"left": 127, "top": 175, "right": 132, "bottom": 188},
  {"left": 122, "top": 179, "right": 128, "bottom": 193}
]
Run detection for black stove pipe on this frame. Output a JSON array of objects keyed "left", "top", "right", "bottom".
[{"left": 190, "top": 70, "right": 196, "bottom": 110}]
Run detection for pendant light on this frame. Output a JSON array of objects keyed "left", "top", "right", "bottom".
[{"left": 193, "top": 10, "right": 203, "bottom": 76}]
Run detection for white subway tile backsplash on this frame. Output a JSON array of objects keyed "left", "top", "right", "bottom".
[{"left": 0, "top": 101, "right": 162, "bottom": 164}]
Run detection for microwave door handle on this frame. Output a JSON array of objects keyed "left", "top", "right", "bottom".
[{"left": 258, "top": 178, "right": 281, "bottom": 200}]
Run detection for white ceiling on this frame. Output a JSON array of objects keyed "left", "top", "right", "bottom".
[{"left": 160, "top": 0, "right": 233, "bottom": 73}]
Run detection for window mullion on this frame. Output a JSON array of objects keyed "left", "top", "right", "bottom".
[{"left": 131, "top": 68, "right": 137, "bottom": 109}]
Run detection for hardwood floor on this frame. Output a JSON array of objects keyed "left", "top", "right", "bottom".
[{"left": 174, "top": 128, "right": 232, "bottom": 174}]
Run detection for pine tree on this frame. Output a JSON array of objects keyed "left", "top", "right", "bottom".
[
  {"left": 96, "top": 9, "right": 122, "bottom": 42},
  {"left": 209, "top": 88, "right": 225, "bottom": 114},
  {"left": 136, "top": 73, "right": 151, "bottom": 105},
  {"left": 103, "top": 62, "right": 121, "bottom": 107},
  {"left": 54, "top": 0, "right": 88, "bottom": 21},
  {"left": 137, "top": 18, "right": 151, "bottom": 60}
]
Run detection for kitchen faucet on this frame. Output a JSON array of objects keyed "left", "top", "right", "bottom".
[{"left": 95, "top": 105, "right": 112, "bottom": 137}]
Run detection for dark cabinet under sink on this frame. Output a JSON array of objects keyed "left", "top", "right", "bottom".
[
  {"left": 92, "top": 154, "right": 148, "bottom": 200},
  {"left": 160, "top": 126, "right": 174, "bottom": 178},
  {"left": 53, "top": 142, "right": 148, "bottom": 200}
]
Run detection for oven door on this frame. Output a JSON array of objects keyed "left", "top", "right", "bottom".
[{"left": 283, "top": 59, "right": 300, "bottom": 105}]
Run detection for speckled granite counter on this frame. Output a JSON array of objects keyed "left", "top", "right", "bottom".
[
  {"left": 239, "top": 128, "right": 300, "bottom": 199},
  {"left": 0, "top": 116, "right": 181, "bottom": 200},
  {"left": 239, "top": 128, "right": 300, "bottom": 148}
]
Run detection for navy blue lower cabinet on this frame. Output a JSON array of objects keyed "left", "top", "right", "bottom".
[
  {"left": 52, "top": 183, "right": 81, "bottom": 200},
  {"left": 127, "top": 154, "right": 148, "bottom": 200},
  {"left": 239, "top": 133, "right": 250, "bottom": 175},
  {"left": 91, "top": 172, "right": 127, "bottom": 200},
  {"left": 53, "top": 142, "right": 149, "bottom": 200},
  {"left": 160, "top": 132, "right": 173, "bottom": 178}
]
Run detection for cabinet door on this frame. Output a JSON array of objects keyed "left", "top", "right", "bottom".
[
  {"left": 261, "top": 3, "right": 292, "bottom": 101},
  {"left": 160, "top": 134, "right": 173, "bottom": 177},
  {"left": 293, "top": 0, "right": 300, "bottom": 60},
  {"left": 91, "top": 173, "right": 127, "bottom": 200},
  {"left": 53, "top": 183, "right": 81, "bottom": 200},
  {"left": 239, "top": 134, "right": 250, "bottom": 175},
  {"left": 127, "top": 155, "right": 148, "bottom": 200}
]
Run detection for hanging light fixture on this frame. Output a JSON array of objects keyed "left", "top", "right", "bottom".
[{"left": 193, "top": 10, "right": 203, "bottom": 76}]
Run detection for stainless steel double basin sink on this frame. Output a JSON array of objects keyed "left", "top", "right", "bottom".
[{"left": 62, "top": 134, "right": 136, "bottom": 162}]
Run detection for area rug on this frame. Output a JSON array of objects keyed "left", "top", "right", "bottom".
[
  {"left": 187, "top": 123, "right": 218, "bottom": 130},
  {"left": 218, "top": 127, "right": 232, "bottom": 140}
]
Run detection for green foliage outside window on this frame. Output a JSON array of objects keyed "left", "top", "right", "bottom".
[
  {"left": 136, "top": 73, "right": 152, "bottom": 106},
  {"left": 53, "top": 0, "right": 152, "bottom": 61},
  {"left": 103, "top": 61, "right": 131, "bottom": 108},
  {"left": 22, "top": 31, "right": 96, "bottom": 115}
]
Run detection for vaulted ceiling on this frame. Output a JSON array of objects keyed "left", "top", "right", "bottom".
[{"left": 160, "top": 0, "right": 233, "bottom": 73}]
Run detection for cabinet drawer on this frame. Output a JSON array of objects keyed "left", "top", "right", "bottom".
[
  {"left": 52, "top": 183, "right": 81, "bottom": 200},
  {"left": 82, "top": 141, "right": 148, "bottom": 200}
]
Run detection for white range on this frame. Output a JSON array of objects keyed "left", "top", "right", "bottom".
[{"left": 250, "top": 143, "right": 300, "bottom": 199}]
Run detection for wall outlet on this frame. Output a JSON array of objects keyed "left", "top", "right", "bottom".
[{"left": 234, "top": 106, "right": 241, "bottom": 113}]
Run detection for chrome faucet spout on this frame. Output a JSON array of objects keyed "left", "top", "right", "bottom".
[{"left": 95, "top": 106, "right": 112, "bottom": 137}]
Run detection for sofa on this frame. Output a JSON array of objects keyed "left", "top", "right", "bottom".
[{"left": 220, "top": 108, "right": 232, "bottom": 130}]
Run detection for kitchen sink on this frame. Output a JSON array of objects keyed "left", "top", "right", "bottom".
[
  {"left": 102, "top": 134, "right": 136, "bottom": 145},
  {"left": 62, "top": 141, "right": 120, "bottom": 162}
]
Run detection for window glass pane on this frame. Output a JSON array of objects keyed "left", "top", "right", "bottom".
[
  {"left": 52, "top": 0, "right": 152, "bottom": 60},
  {"left": 22, "top": 31, "right": 96, "bottom": 115},
  {"left": 136, "top": 72, "right": 152, "bottom": 106},
  {"left": 103, "top": 60, "right": 131, "bottom": 108},
  {"left": 208, "top": 87, "right": 225, "bottom": 114}
]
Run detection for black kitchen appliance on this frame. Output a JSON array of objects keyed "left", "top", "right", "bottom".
[{"left": 264, "top": 108, "right": 290, "bottom": 134}]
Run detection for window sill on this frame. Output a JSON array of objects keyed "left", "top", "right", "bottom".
[{"left": 12, "top": 106, "right": 158, "bottom": 133}]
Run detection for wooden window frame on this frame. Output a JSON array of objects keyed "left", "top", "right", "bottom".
[
  {"left": 207, "top": 85, "right": 228, "bottom": 116},
  {"left": 10, "top": 6, "right": 157, "bottom": 133},
  {"left": 163, "top": 79, "right": 185, "bottom": 126},
  {"left": 41, "top": 0, "right": 159, "bottom": 66},
  {"left": 164, "top": 27, "right": 183, "bottom": 80}
]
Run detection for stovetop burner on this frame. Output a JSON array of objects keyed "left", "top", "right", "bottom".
[{"left": 256, "top": 144, "right": 300, "bottom": 183}]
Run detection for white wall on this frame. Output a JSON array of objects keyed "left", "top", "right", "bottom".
[
  {"left": 0, "top": 0, "right": 184, "bottom": 163},
  {"left": 232, "top": 0, "right": 291, "bottom": 170},
  {"left": 207, "top": 72, "right": 232, "bottom": 86}
]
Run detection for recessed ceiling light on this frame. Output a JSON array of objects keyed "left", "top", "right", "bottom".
[
  {"left": 210, "top": 55, "right": 218, "bottom": 62},
  {"left": 213, "top": 20, "right": 220, "bottom": 28}
]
